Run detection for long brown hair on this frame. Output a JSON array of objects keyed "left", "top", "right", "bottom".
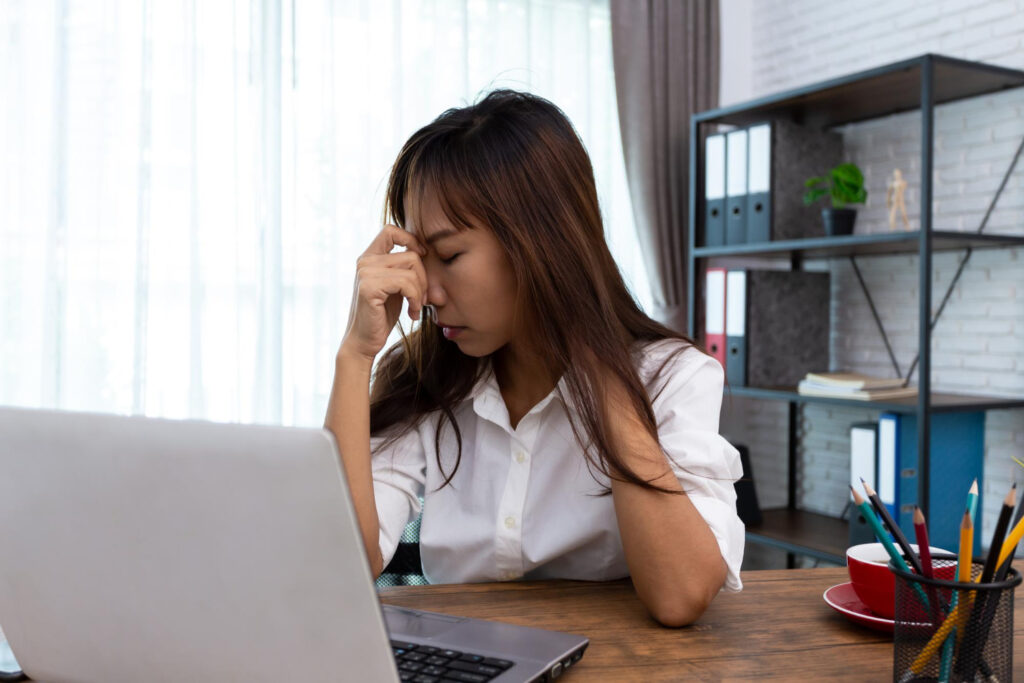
[{"left": 370, "top": 89, "right": 699, "bottom": 494}]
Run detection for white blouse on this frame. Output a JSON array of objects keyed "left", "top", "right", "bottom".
[{"left": 370, "top": 339, "right": 744, "bottom": 591}]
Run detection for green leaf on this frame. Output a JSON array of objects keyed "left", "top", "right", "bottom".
[
  {"left": 803, "top": 188, "right": 827, "bottom": 206},
  {"left": 831, "top": 163, "right": 864, "bottom": 187},
  {"left": 804, "top": 176, "right": 826, "bottom": 188}
]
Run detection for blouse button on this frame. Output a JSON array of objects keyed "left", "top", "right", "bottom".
[
  {"left": 515, "top": 451, "right": 527, "bottom": 464},
  {"left": 504, "top": 515, "right": 517, "bottom": 529}
]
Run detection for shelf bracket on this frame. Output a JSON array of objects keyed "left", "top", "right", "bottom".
[{"left": 848, "top": 256, "right": 903, "bottom": 378}]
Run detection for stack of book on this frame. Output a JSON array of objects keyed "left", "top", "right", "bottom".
[{"left": 797, "top": 371, "right": 918, "bottom": 400}]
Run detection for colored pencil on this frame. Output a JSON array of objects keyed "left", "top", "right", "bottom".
[
  {"left": 958, "top": 485, "right": 1017, "bottom": 679},
  {"left": 937, "top": 510, "right": 974, "bottom": 680},
  {"left": 995, "top": 508, "right": 1024, "bottom": 570},
  {"left": 939, "top": 480, "right": 981, "bottom": 678},
  {"left": 912, "top": 506, "right": 934, "bottom": 579},
  {"left": 912, "top": 506, "right": 944, "bottom": 629},
  {"left": 966, "top": 478, "right": 979, "bottom": 524},
  {"left": 850, "top": 486, "right": 931, "bottom": 611},
  {"left": 899, "top": 491, "right": 1014, "bottom": 681},
  {"left": 958, "top": 508, "right": 974, "bottom": 583},
  {"left": 862, "top": 479, "right": 924, "bottom": 576}
]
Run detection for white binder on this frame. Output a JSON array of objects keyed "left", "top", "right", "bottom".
[
  {"left": 704, "top": 134, "right": 726, "bottom": 247},
  {"left": 850, "top": 423, "right": 878, "bottom": 494},
  {"left": 746, "top": 123, "right": 772, "bottom": 243},
  {"left": 725, "top": 129, "right": 748, "bottom": 245}
]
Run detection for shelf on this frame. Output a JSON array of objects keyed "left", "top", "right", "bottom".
[
  {"left": 694, "top": 54, "right": 1024, "bottom": 129},
  {"left": 745, "top": 509, "right": 847, "bottom": 565},
  {"left": 694, "top": 230, "right": 1024, "bottom": 260},
  {"left": 725, "top": 386, "right": 1024, "bottom": 414}
]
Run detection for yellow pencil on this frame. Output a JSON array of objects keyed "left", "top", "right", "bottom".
[
  {"left": 904, "top": 508, "right": 1021, "bottom": 678},
  {"left": 996, "top": 511, "right": 1024, "bottom": 569},
  {"left": 953, "top": 510, "right": 975, "bottom": 646},
  {"left": 958, "top": 509, "right": 973, "bottom": 582}
]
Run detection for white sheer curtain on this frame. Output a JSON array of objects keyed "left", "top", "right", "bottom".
[{"left": 0, "top": 0, "right": 650, "bottom": 427}]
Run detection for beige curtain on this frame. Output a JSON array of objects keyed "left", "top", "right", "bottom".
[{"left": 610, "top": 0, "right": 719, "bottom": 332}]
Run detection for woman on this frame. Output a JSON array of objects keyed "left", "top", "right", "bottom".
[{"left": 325, "top": 89, "right": 743, "bottom": 627}]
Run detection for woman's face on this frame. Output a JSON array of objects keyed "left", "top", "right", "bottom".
[{"left": 406, "top": 189, "right": 520, "bottom": 358}]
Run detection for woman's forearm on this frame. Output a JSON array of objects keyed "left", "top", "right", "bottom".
[
  {"left": 607, "top": 397, "right": 727, "bottom": 627},
  {"left": 324, "top": 346, "right": 384, "bottom": 578}
]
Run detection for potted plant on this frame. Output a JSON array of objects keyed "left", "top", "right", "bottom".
[{"left": 803, "top": 162, "right": 868, "bottom": 236}]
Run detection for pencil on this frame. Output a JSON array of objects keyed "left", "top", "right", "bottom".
[
  {"left": 958, "top": 508, "right": 974, "bottom": 583},
  {"left": 995, "top": 507, "right": 1024, "bottom": 570},
  {"left": 903, "top": 532, "right": 1014, "bottom": 681},
  {"left": 951, "top": 511, "right": 976, "bottom": 665},
  {"left": 981, "top": 485, "right": 1015, "bottom": 584},
  {"left": 912, "top": 506, "right": 934, "bottom": 579},
  {"left": 862, "top": 479, "right": 924, "bottom": 576},
  {"left": 936, "top": 509, "right": 975, "bottom": 679},
  {"left": 958, "top": 485, "right": 1017, "bottom": 679},
  {"left": 943, "top": 479, "right": 981, "bottom": 674},
  {"left": 912, "top": 506, "right": 943, "bottom": 629},
  {"left": 966, "top": 478, "right": 979, "bottom": 524},
  {"left": 850, "top": 486, "right": 931, "bottom": 612}
]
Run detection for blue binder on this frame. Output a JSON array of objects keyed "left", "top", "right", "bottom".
[{"left": 880, "top": 411, "right": 985, "bottom": 554}]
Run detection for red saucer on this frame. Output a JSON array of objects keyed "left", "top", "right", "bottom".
[{"left": 823, "top": 582, "right": 894, "bottom": 633}]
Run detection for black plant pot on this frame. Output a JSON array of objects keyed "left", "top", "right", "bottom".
[{"left": 822, "top": 208, "right": 857, "bottom": 236}]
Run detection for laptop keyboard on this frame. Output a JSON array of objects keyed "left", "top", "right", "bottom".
[{"left": 391, "top": 640, "right": 514, "bottom": 682}]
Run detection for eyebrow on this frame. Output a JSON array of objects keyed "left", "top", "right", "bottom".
[{"left": 424, "top": 228, "right": 460, "bottom": 246}]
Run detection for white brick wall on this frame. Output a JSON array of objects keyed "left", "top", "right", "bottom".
[{"left": 725, "top": 0, "right": 1024, "bottom": 552}]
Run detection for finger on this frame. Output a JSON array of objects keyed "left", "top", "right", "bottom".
[
  {"left": 365, "top": 224, "right": 427, "bottom": 257},
  {"left": 358, "top": 251, "right": 427, "bottom": 296},
  {"left": 362, "top": 268, "right": 425, "bottom": 320}
]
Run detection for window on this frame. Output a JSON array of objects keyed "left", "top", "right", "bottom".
[{"left": 0, "top": 0, "right": 649, "bottom": 426}]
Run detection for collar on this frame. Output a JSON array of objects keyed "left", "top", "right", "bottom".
[{"left": 465, "top": 359, "right": 574, "bottom": 428}]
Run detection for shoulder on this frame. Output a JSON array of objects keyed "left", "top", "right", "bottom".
[{"left": 633, "top": 339, "right": 722, "bottom": 395}]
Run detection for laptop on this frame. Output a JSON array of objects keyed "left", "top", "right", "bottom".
[{"left": 0, "top": 407, "right": 588, "bottom": 682}]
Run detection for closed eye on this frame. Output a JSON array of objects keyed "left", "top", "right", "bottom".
[{"left": 441, "top": 253, "right": 461, "bottom": 265}]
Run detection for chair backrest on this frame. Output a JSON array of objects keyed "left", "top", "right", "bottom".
[
  {"left": 375, "top": 507, "right": 427, "bottom": 588},
  {"left": 734, "top": 444, "right": 763, "bottom": 526}
]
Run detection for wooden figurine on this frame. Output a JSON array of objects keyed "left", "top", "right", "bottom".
[{"left": 886, "top": 168, "right": 909, "bottom": 231}]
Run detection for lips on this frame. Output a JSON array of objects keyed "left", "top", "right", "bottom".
[{"left": 441, "top": 326, "right": 465, "bottom": 340}]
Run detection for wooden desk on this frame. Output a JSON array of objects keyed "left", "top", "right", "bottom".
[
  {"left": 381, "top": 567, "right": 1024, "bottom": 681},
  {"left": 3, "top": 568, "right": 1021, "bottom": 680}
]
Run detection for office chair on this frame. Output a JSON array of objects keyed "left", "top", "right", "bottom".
[{"left": 375, "top": 504, "right": 426, "bottom": 588}]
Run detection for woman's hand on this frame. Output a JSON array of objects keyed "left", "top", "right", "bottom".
[{"left": 340, "top": 224, "right": 428, "bottom": 362}]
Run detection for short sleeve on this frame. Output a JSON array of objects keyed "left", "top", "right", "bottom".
[
  {"left": 370, "top": 425, "right": 427, "bottom": 569},
  {"left": 646, "top": 343, "right": 745, "bottom": 592}
]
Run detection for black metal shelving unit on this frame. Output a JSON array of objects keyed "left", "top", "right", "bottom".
[{"left": 686, "top": 54, "right": 1024, "bottom": 566}]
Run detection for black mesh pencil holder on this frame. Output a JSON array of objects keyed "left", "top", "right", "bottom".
[{"left": 890, "top": 554, "right": 1020, "bottom": 683}]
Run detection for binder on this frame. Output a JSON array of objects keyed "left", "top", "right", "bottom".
[
  {"left": 744, "top": 270, "right": 830, "bottom": 388},
  {"left": 890, "top": 411, "right": 985, "bottom": 554},
  {"left": 704, "top": 134, "right": 726, "bottom": 247},
  {"left": 746, "top": 123, "right": 771, "bottom": 244},
  {"left": 849, "top": 422, "right": 879, "bottom": 547},
  {"left": 850, "top": 422, "right": 878, "bottom": 494},
  {"left": 878, "top": 413, "right": 898, "bottom": 521},
  {"left": 704, "top": 267, "right": 727, "bottom": 369},
  {"left": 724, "top": 269, "right": 746, "bottom": 386},
  {"left": 725, "top": 129, "right": 748, "bottom": 245}
]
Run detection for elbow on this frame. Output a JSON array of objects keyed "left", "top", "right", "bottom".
[
  {"left": 647, "top": 591, "right": 713, "bottom": 628},
  {"left": 645, "top": 566, "right": 725, "bottom": 628}
]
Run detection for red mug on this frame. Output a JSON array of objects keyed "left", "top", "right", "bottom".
[{"left": 846, "top": 542, "right": 954, "bottom": 619}]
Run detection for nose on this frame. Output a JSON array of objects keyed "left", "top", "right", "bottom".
[{"left": 424, "top": 263, "right": 447, "bottom": 309}]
